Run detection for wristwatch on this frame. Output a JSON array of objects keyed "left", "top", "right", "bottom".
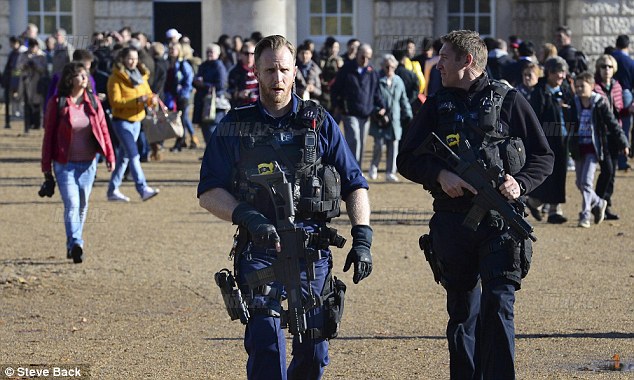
[{"left": 517, "top": 180, "right": 527, "bottom": 195}]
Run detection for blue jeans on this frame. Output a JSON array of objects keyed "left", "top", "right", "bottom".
[
  {"left": 177, "top": 98, "right": 195, "bottom": 138},
  {"left": 137, "top": 129, "right": 149, "bottom": 161},
  {"left": 239, "top": 247, "right": 331, "bottom": 380},
  {"left": 371, "top": 137, "right": 399, "bottom": 175},
  {"left": 53, "top": 159, "right": 97, "bottom": 250},
  {"left": 108, "top": 119, "right": 148, "bottom": 195}
]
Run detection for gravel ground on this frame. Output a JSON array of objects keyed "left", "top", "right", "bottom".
[{"left": 0, "top": 125, "right": 632, "bottom": 379}]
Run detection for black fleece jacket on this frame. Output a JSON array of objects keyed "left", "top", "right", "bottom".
[{"left": 397, "top": 74, "right": 554, "bottom": 210}]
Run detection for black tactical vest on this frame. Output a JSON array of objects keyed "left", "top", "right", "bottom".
[
  {"left": 230, "top": 100, "right": 341, "bottom": 224},
  {"left": 434, "top": 80, "right": 526, "bottom": 179}
]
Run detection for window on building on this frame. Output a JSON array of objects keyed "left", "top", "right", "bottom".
[
  {"left": 28, "top": 0, "right": 73, "bottom": 35},
  {"left": 447, "top": 0, "right": 494, "bottom": 37},
  {"left": 309, "top": 0, "right": 354, "bottom": 37}
]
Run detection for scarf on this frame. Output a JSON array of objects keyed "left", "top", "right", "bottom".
[{"left": 126, "top": 67, "right": 143, "bottom": 87}]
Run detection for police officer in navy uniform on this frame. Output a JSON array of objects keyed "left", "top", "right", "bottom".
[
  {"left": 198, "top": 35, "right": 372, "bottom": 380},
  {"left": 397, "top": 30, "right": 554, "bottom": 379}
]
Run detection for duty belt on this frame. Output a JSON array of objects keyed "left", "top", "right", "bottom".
[{"left": 306, "top": 226, "right": 347, "bottom": 249}]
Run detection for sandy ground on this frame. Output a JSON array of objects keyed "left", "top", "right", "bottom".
[{"left": 0, "top": 121, "right": 633, "bottom": 379}]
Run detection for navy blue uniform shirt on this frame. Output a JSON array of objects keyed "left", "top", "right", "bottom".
[{"left": 197, "top": 94, "right": 368, "bottom": 199}]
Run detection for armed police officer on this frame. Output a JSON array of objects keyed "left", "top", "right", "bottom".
[
  {"left": 397, "top": 30, "right": 554, "bottom": 379},
  {"left": 198, "top": 35, "right": 373, "bottom": 380}
]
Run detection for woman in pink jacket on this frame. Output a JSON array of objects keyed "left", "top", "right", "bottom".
[{"left": 41, "top": 62, "right": 115, "bottom": 263}]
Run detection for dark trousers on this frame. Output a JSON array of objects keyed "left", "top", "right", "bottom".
[
  {"left": 618, "top": 114, "right": 632, "bottom": 169},
  {"left": 431, "top": 212, "right": 518, "bottom": 380},
  {"left": 24, "top": 99, "right": 41, "bottom": 132},
  {"left": 596, "top": 156, "right": 618, "bottom": 207},
  {"left": 446, "top": 280, "right": 516, "bottom": 380},
  {"left": 239, "top": 248, "right": 331, "bottom": 380},
  {"left": 4, "top": 87, "right": 11, "bottom": 127}
]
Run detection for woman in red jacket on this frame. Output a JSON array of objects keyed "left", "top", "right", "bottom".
[{"left": 41, "top": 62, "right": 115, "bottom": 263}]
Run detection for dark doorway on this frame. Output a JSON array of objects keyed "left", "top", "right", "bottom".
[{"left": 153, "top": 2, "right": 202, "bottom": 57}]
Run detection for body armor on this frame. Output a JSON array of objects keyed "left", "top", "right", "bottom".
[
  {"left": 432, "top": 80, "right": 526, "bottom": 198},
  {"left": 230, "top": 100, "right": 342, "bottom": 224}
]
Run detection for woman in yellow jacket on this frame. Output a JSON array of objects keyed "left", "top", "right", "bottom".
[
  {"left": 400, "top": 39, "right": 426, "bottom": 94},
  {"left": 106, "top": 46, "right": 159, "bottom": 202}
]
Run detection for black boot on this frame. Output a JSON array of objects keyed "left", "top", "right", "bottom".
[
  {"left": 605, "top": 207, "right": 620, "bottom": 220},
  {"left": 170, "top": 137, "right": 184, "bottom": 152},
  {"left": 70, "top": 244, "right": 83, "bottom": 264}
]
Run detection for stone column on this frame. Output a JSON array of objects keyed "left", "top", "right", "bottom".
[
  {"left": 0, "top": 0, "right": 11, "bottom": 100},
  {"left": 220, "top": 0, "right": 294, "bottom": 43}
]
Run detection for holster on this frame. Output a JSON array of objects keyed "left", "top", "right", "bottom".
[
  {"left": 306, "top": 273, "right": 346, "bottom": 340},
  {"left": 519, "top": 237, "right": 532, "bottom": 279},
  {"left": 214, "top": 268, "right": 250, "bottom": 325},
  {"left": 306, "top": 226, "right": 347, "bottom": 249},
  {"left": 419, "top": 234, "right": 442, "bottom": 284}
]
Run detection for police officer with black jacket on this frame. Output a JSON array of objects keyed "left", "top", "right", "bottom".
[
  {"left": 198, "top": 35, "right": 372, "bottom": 380},
  {"left": 397, "top": 30, "right": 554, "bottom": 379}
]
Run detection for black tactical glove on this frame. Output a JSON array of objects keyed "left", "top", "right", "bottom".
[
  {"left": 38, "top": 172, "right": 56, "bottom": 198},
  {"left": 232, "top": 202, "right": 280, "bottom": 250},
  {"left": 343, "top": 225, "right": 373, "bottom": 284}
]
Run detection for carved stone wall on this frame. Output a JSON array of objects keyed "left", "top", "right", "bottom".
[
  {"left": 374, "top": 1, "right": 435, "bottom": 54},
  {"left": 512, "top": 0, "right": 634, "bottom": 66},
  {"left": 94, "top": 0, "right": 153, "bottom": 39}
]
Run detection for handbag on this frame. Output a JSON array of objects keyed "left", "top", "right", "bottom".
[
  {"left": 215, "top": 94, "right": 231, "bottom": 111},
  {"left": 142, "top": 99, "right": 184, "bottom": 144},
  {"left": 202, "top": 87, "right": 216, "bottom": 123},
  {"left": 372, "top": 111, "right": 390, "bottom": 129}
]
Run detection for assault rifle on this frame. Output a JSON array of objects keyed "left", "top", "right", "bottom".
[
  {"left": 415, "top": 132, "right": 537, "bottom": 242},
  {"left": 244, "top": 164, "right": 320, "bottom": 343}
]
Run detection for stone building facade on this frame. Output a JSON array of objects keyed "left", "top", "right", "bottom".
[
  {"left": 1, "top": 0, "right": 633, "bottom": 72},
  {"left": 373, "top": 0, "right": 634, "bottom": 63}
]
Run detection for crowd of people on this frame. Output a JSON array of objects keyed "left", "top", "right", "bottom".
[
  {"left": 2, "top": 23, "right": 634, "bottom": 263},
  {"left": 3, "top": 20, "right": 634, "bottom": 379},
  {"left": 484, "top": 28, "right": 634, "bottom": 227}
]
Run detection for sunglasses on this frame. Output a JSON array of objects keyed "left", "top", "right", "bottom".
[
  {"left": 600, "top": 64, "right": 613, "bottom": 69},
  {"left": 242, "top": 51, "right": 255, "bottom": 55}
]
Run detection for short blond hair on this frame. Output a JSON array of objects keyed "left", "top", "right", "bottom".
[
  {"left": 595, "top": 54, "right": 618, "bottom": 74},
  {"left": 254, "top": 35, "right": 296, "bottom": 67},
  {"left": 150, "top": 42, "right": 165, "bottom": 58},
  {"left": 206, "top": 43, "right": 220, "bottom": 56}
]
